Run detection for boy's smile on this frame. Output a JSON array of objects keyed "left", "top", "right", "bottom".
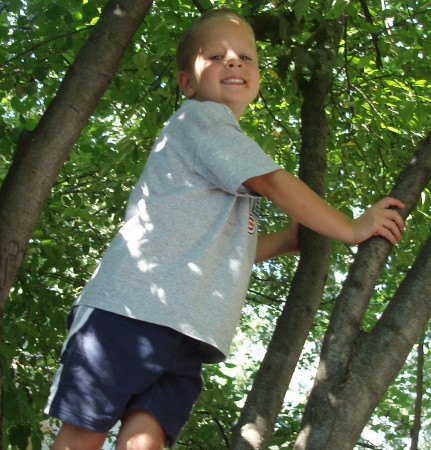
[{"left": 178, "top": 17, "right": 260, "bottom": 120}]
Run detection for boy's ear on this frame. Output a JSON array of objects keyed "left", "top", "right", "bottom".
[{"left": 178, "top": 71, "right": 196, "bottom": 98}]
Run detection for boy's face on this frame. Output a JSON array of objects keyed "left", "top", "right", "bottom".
[{"left": 178, "top": 17, "right": 260, "bottom": 120}]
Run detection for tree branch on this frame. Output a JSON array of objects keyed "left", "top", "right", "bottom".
[
  {"left": 0, "top": 6, "right": 154, "bottom": 438},
  {"left": 358, "top": 0, "right": 383, "bottom": 69},
  {"left": 296, "top": 132, "right": 431, "bottom": 447},
  {"left": 410, "top": 336, "right": 424, "bottom": 450},
  {"left": 191, "top": 0, "right": 207, "bottom": 14},
  {"left": 1, "top": 26, "right": 93, "bottom": 68}
]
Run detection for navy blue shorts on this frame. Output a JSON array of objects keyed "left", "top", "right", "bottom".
[{"left": 45, "top": 306, "right": 203, "bottom": 447}]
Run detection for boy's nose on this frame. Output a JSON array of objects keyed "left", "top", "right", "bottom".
[{"left": 227, "top": 57, "right": 242, "bottom": 68}]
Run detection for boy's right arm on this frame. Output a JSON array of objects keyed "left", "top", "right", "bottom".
[{"left": 245, "top": 169, "right": 404, "bottom": 246}]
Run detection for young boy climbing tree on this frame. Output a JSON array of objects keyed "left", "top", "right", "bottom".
[{"left": 46, "top": 8, "right": 404, "bottom": 449}]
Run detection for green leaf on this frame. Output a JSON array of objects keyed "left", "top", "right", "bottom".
[
  {"left": 326, "top": 0, "right": 350, "bottom": 18},
  {"left": 8, "top": 423, "right": 31, "bottom": 449},
  {"left": 133, "top": 52, "right": 148, "bottom": 72},
  {"left": 294, "top": 0, "right": 311, "bottom": 21}
]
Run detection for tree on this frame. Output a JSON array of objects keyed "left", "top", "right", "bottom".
[
  {"left": 0, "top": 0, "right": 430, "bottom": 449},
  {"left": 230, "top": 2, "right": 431, "bottom": 448},
  {"left": 0, "top": 0, "right": 154, "bottom": 446}
]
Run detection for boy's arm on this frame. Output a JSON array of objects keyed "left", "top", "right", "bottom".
[
  {"left": 255, "top": 220, "right": 299, "bottom": 263},
  {"left": 247, "top": 169, "right": 404, "bottom": 261}
]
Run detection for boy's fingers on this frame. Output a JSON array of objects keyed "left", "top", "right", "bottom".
[
  {"left": 370, "top": 205, "right": 405, "bottom": 244},
  {"left": 377, "top": 214, "right": 403, "bottom": 243},
  {"left": 377, "top": 225, "right": 398, "bottom": 244},
  {"left": 379, "top": 196, "right": 405, "bottom": 210},
  {"left": 385, "top": 208, "right": 405, "bottom": 231},
  {"left": 386, "top": 220, "right": 402, "bottom": 242}
]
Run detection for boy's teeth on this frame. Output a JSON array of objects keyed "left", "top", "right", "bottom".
[{"left": 222, "top": 78, "right": 245, "bottom": 84}]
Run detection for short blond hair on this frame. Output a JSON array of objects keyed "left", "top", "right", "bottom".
[{"left": 176, "top": 8, "right": 254, "bottom": 72}]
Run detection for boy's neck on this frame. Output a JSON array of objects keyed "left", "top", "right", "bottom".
[{"left": 187, "top": 98, "right": 245, "bottom": 121}]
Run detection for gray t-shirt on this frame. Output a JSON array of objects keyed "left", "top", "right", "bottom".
[{"left": 75, "top": 100, "right": 281, "bottom": 362}]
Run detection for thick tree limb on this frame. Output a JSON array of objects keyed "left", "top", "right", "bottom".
[
  {"left": 296, "top": 133, "right": 431, "bottom": 448},
  {"left": 0, "top": 0, "right": 153, "bottom": 313},
  {"left": 322, "top": 231, "right": 431, "bottom": 449},
  {"left": 0, "top": 0, "right": 153, "bottom": 443}
]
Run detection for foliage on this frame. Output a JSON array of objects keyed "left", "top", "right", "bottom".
[{"left": 0, "top": 0, "right": 430, "bottom": 448}]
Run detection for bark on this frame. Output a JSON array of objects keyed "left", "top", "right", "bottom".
[
  {"left": 230, "top": 17, "right": 344, "bottom": 450},
  {"left": 317, "top": 232, "right": 431, "bottom": 449},
  {"left": 0, "top": 0, "right": 153, "bottom": 312},
  {"left": 0, "top": 0, "right": 153, "bottom": 442},
  {"left": 295, "top": 133, "right": 431, "bottom": 449},
  {"left": 410, "top": 337, "right": 424, "bottom": 450}
]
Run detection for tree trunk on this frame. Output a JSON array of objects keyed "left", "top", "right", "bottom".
[
  {"left": 0, "top": 0, "right": 153, "bottom": 443},
  {"left": 295, "top": 133, "right": 431, "bottom": 449},
  {"left": 230, "top": 17, "right": 344, "bottom": 450}
]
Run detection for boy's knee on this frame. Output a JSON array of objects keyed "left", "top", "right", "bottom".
[
  {"left": 116, "top": 409, "right": 166, "bottom": 450},
  {"left": 52, "top": 422, "right": 107, "bottom": 450}
]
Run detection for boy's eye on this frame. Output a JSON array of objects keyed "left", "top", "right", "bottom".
[{"left": 208, "top": 54, "right": 253, "bottom": 61}]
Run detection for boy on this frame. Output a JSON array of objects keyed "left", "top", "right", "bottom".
[{"left": 46, "top": 8, "right": 404, "bottom": 450}]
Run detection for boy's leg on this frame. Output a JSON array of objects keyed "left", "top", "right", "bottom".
[
  {"left": 116, "top": 409, "right": 166, "bottom": 450},
  {"left": 46, "top": 308, "right": 203, "bottom": 448},
  {"left": 51, "top": 422, "right": 107, "bottom": 450}
]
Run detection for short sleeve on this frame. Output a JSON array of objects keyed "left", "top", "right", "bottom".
[{"left": 183, "top": 101, "right": 281, "bottom": 195}]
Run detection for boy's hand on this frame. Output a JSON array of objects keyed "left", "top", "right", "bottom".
[{"left": 352, "top": 197, "right": 405, "bottom": 245}]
